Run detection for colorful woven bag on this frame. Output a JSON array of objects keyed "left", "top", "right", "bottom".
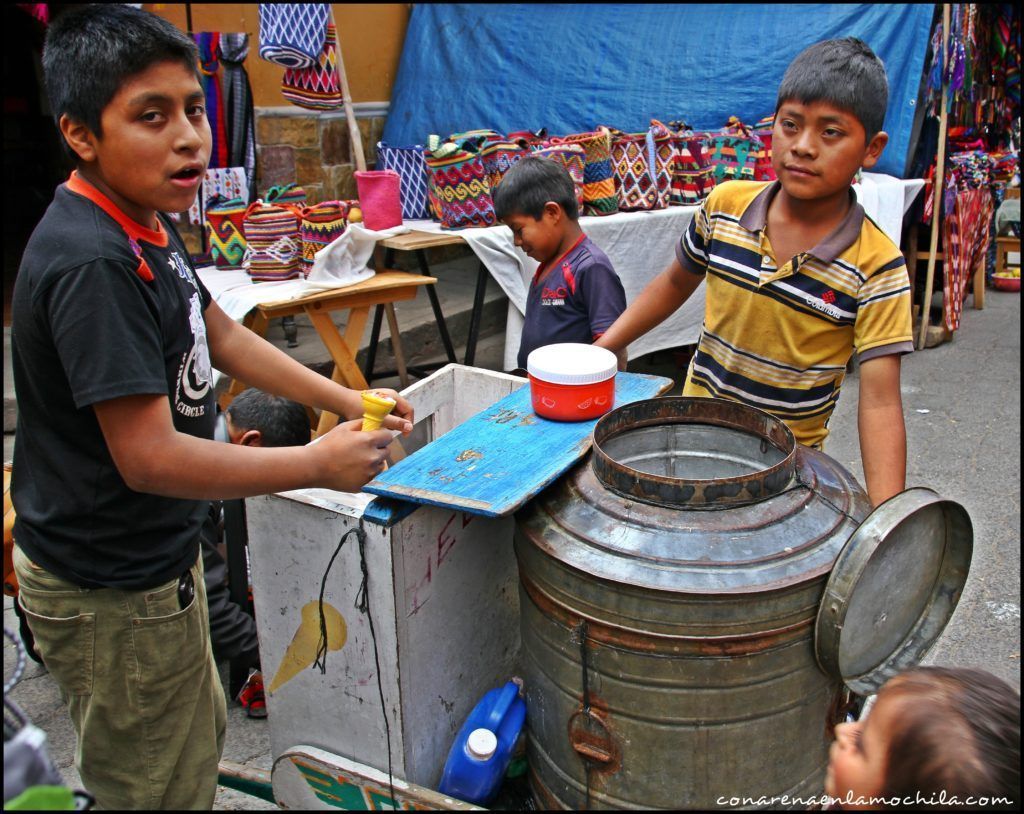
[
  {"left": 300, "top": 201, "right": 349, "bottom": 277},
  {"left": 609, "top": 123, "right": 673, "bottom": 211},
  {"left": 264, "top": 183, "right": 307, "bottom": 207},
  {"left": 661, "top": 122, "right": 715, "bottom": 206},
  {"left": 257, "top": 3, "right": 329, "bottom": 68},
  {"left": 548, "top": 127, "right": 618, "bottom": 216},
  {"left": 354, "top": 169, "right": 403, "bottom": 231},
  {"left": 424, "top": 136, "right": 495, "bottom": 230},
  {"left": 533, "top": 144, "right": 586, "bottom": 212},
  {"left": 377, "top": 142, "right": 431, "bottom": 220},
  {"left": 281, "top": 22, "right": 342, "bottom": 111},
  {"left": 242, "top": 200, "right": 303, "bottom": 282},
  {"left": 707, "top": 118, "right": 768, "bottom": 185},
  {"left": 205, "top": 195, "right": 248, "bottom": 268},
  {"left": 447, "top": 130, "right": 529, "bottom": 192}
]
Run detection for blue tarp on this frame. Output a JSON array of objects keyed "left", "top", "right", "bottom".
[{"left": 382, "top": 4, "right": 935, "bottom": 178}]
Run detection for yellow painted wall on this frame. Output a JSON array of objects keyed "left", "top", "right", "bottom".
[{"left": 145, "top": 3, "right": 410, "bottom": 106}]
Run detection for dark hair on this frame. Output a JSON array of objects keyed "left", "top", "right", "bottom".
[
  {"left": 493, "top": 156, "right": 580, "bottom": 221},
  {"left": 775, "top": 37, "right": 889, "bottom": 141},
  {"left": 879, "top": 667, "right": 1020, "bottom": 809},
  {"left": 42, "top": 5, "right": 200, "bottom": 159},
  {"left": 226, "top": 389, "right": 311, "bottom": 448}
]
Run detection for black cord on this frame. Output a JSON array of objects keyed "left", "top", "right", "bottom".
[{"left": 314, "top": 523, "right": 395, "bottom": 803}]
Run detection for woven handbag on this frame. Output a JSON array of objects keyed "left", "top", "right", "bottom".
[
  {"left": 205, "top": 196, "right": 248, "bottom": 268},
  {"left": 354, "top": 170, "right": 403, "bottom": 231},
  {"left": 424, "top": 137, "right": 496, "bottom": 229},
  {"left": 242, "top": 200, "right": 303, "bottom": 282},
  {"left": 264, "top": 183, "right": 307, "bottom": 207},
  {"left": 548, "top": 127, "right": 618, "bottom": 216},
  {"left": 258, "top": 3, "right": 329, "bottom": 68},
  {"left": 609, "top": 123, "right": 673, "bottom": 211},
  {"left": 532, "top": 144, "right": 586, "bottom": 212},
  {"left": 281, "top": 22, "right": 342, "bottom": 111},
  {"left": 707, "top": 118, "right": 768, "bottom": 185},
  {"left": 661, "top": 122, "right": 715, "bottom": 206},
  {"left": 377, "top": 142, "right": 431, "bottom": 220},
  {"left": 448, "top": 130, "right": 529, "bottom": 192},
  {"left": 300, "top": 201, "right": 349, "bottom": 278}
]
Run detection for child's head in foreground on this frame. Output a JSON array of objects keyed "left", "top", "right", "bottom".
[
  {"left": 42, "top": 4, "right": 209, "bottom": 220},
  {"left": 772, "top": 37, "right": 891, "bottom": 196},
  {"left": 494, "top": 156, "right": 581, "bottom": 266},
  {"left": 223, "top": 388, "right": 311, "bottom": 448},
  {"left": 826, "top": 666, "right": 1020, "bottom": 810}
]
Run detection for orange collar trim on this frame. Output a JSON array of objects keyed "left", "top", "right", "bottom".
[{"left": 66, "top": 171, "right": 169, "bottom": 248}]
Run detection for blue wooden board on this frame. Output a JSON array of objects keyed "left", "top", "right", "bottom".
[{"left": 363, "top": 372, "right": 672, "bottom": 518}]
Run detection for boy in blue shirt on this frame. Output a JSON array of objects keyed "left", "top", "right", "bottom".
[
  {"left": 494, "top": 157, "right": 627, "bottom": 369},
  {"left": 10, "top": 6, "right": 412, "bottom": 809}
]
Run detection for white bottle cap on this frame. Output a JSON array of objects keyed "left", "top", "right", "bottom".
[
  {"left": 466, "top": 728, "right": 498, "bottom": 760},
  {"left": 527, "top": 343, "right": 618, "bottom": 385}
]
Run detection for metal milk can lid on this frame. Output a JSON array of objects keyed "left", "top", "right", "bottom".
[{"left": 814, "top": 487, "right": 973, "bottom": 695}]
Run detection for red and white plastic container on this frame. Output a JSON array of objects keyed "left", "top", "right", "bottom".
[{"left": 526, "top": 343, "right": 618, "bottom": 421}]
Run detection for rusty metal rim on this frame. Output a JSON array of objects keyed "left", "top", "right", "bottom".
[
  {"left": 591, "top": 397, "right": 798, "bottom": 507},
  {"left": 522, "top": 571, "right": 814, "bottom": 656}
]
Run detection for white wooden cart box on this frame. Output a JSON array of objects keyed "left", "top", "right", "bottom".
[
  {"left": 245, "top": 365, "right": 528, "bottom": 798},
  {"left": 245, "top": 364, "right": 672, "bottom": 809}
]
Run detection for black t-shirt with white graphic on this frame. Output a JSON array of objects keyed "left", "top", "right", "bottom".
[
  {"left": 517, "top": 235, "right": 627, "bottom": 369},
  {"left": 11, "top": 183, "right": 216, "bottom": 589}
]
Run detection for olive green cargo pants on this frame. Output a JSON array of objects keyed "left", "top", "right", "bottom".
[{"left": 13, "top": 545, "right": 227, "bottom": 810}]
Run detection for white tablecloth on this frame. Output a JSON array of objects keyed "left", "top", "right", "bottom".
[
  {"left": 405, "top": 173, "right": 923, "bottom": 370},
  {"left": 198, "top": 174, "right": 923, "bottom": 372}
]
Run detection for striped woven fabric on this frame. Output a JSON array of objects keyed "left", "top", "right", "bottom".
[
  {"left": 665, "top": 125, "right": 715, "bottom": 206},
  {"left": 205, "top": 196, "right": 248, "bottom": 268},
  {"left": 281, "top": 23, "right": 342, "bottom": 111},
  {"left": 264, "top": 184, "right": 307, "bottom": 207},
  {"left": 533, "top": 144, "right": 586, "bottom": 211},
  {"left": 300, "top": 201, "right": 349, "bottom": 277},
  {"left": 243, "top": 201, "right": 303, "bottom": 282},
  {"left": 548, "top": 128, "right": 617, "bottom": 216},
  {"left": 424, "top": 141, "right": 496, "bottom": 229}
]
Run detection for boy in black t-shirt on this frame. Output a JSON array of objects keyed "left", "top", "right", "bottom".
[
  {"left": 493, "top": 157, "right": 627, "bottom": 369},
  {"left": 9, "top": 6, "right": 413, "bottom": 809}
]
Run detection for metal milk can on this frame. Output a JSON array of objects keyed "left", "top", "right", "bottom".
[{"left": 514, "top": 398, "right": 972, "bottom": 810}]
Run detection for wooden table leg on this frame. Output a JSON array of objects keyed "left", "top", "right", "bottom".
[
  {"left": 306, "top": 306, "right": 371, "bottom": 436},
  {"left": 973, "top": 254, "right": 985, "bottom": 310},
  {"left": 383, "top": 303, "right": 410, "bottom": 388}
]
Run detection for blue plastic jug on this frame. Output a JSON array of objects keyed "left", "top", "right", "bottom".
[{"left": 437, "top": 680, "right": 527, "bottom": 805}]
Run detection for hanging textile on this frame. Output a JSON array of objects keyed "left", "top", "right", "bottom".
[
  {"left": 194, "top": 32, "right": 229, "bottom": 170},
  {"left": 942, "top": 183, "right": 993, "bottom": 333},
  {"left": 219, "top": 33, "right": 257, "bottom": 203},
  {"left": 188, "top": 167, "right": 248, "bottom": 226}
]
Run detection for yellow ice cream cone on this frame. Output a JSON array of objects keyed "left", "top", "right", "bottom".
[
  {"left": 361, "top": 390, "right": 396, "bottom": 431},
  {"left": 268, "top": 600, "right": 347, "bottom": 694}
]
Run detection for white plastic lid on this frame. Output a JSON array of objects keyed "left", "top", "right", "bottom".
[
  {"left": 527, "top": 343, "right": 618, "bottom": 386},
  {"left": 466, "top": 728, "right": 498, "bottom": 760}
]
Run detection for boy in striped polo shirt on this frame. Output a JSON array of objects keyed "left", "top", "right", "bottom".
[{"left": 597, "top": 38, "right": 912, "bottom": 507}]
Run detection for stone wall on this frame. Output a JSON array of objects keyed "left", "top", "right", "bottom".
[{"left": 254, "top": 108, "right": 386, "bottom": 203}]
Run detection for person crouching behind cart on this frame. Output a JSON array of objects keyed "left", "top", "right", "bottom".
[
  {"left": 493, "top": 156, "right": 627, "bottom": 372},
  {"left": 825, "top": 666, "right": 1020, "bottom": 809},
  {"left": 596, "top": 37, "right": 913, "bottom": 508},
  {"left": 9, "top": 6, "right": 413, "bottom": 810},
  {"left": 206, "top": 389, "right": 314, "bottom": 719}
]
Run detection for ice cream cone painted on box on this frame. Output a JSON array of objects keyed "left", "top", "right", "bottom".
[
  {"left": 268, "top": 600, "right": 347, "bottom": 694},
  {"left": 361, "top": 390, "right": 396, "bottom": 431}
]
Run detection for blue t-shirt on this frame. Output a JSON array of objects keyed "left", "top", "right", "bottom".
[{"left": 517, "top": 235, "right": 626, "bottom": 369}]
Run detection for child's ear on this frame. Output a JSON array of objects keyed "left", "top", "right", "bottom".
[
  {"left": 59, "top": 114, "right": 98, "bottom": 163},
  {"left": 238, "top": 429, "right": 263, "bottom": 447},
  {"left": 861, "top": 131, "right": 889, "bottom": 170},
  {"left": 543, "top": 201, "right": 562, "bottom": 221}
]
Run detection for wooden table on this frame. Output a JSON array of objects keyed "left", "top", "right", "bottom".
[{"left": 221, "top": 270, "right": 436, "bottom": 436}]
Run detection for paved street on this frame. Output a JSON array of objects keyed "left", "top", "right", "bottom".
[{"left": 3, "top": 278, "right": 1020, "bottom": 810}]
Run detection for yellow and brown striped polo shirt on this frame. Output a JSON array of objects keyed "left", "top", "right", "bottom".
[{"left": 676, "top": 180, "right": 913, "bottom": 448}]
